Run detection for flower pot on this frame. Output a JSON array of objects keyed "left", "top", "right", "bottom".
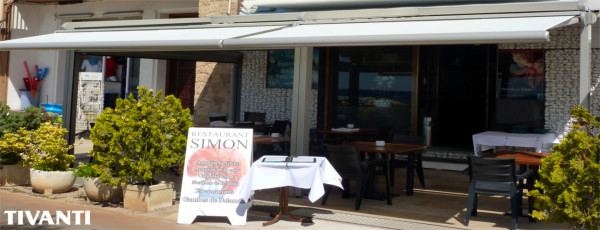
[
  {"left": 30, "top": 169, "right": 76, "bottom": 194},
  {"left": 83, "top": 177, "right": 123, "bottom": 203},
  {"left": 0, "top": 165, "right": 30, "bottom": 186},
  {"left": 123, "top": 182, "right": 174, "bottom": 211}
]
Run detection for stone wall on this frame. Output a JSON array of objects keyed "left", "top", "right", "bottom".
[
  {"left": 240, "top": 51, "right": 318, "bottom": 126},
  {"left": 500, "top": 25, "right": 600, "bottom": 139},
  {"left": 192, "top": 0, "right": 240, "bottom": 127}
]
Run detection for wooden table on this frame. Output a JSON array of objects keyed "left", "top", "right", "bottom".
[
  {"left": 238, "top": 156, "right": 343, "bottom": 226},
  {"left": 484, "top": 150, "right": 548, "bottom": 166},
  {"left": 344, "top": 141, "right": 427, "bottom": 195},
  {"left": 253, "top": 135, "right": 291, "bottom": 145}
]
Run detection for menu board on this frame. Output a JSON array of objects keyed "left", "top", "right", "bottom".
[{"left": 177, "top": 128, "right": 253, "bottom": 225}]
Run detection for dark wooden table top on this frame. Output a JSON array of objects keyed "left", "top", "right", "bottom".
[
  {"left": 484, "top": 150, "right": 548, "bottom": 166},
  {"left": 344, "top": 141, "right": 427, "bottom": 154},
  {"left": 253, "top": 135, "right": 291, "bottom": 145},
  {"left": 317, "top": 128, "right": 378, "bottom": 135}
]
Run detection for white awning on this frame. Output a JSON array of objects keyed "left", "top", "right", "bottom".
[
  {"left": 0, "top": 25, "right": 286, "bottom": 51},
  {"left": 224, "top": 16, "right": 579, "bottom": 48},
  {"left": 0, "top": 15, "right": 578, "bottom": 51}
]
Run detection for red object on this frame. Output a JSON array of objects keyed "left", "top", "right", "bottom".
[
  {"left": 105, "top": 57, "right": 117, "bottom": 79},
  {"left": 24, "top": 61, "right": 33, "bottom": 87},
  {"left": 32, "top": 77, "right": 39, "bottom": 90},
  {"left": 23, "top": 78, "right": 31, "bottom": 90}
]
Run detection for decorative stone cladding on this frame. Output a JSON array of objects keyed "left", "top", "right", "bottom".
[
  {"left": 240, "top": 51, "right": 318, "bottom": 126},
  {"left": 500, "top": 25, "right": 600, "bottom": 140}
]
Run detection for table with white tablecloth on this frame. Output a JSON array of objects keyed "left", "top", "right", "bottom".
[
  {"left": 472, "top": 131, "right": 557, "bottom": 156},
  {"left": 238, "top": 155, "right": 343, "bottom": 226}
]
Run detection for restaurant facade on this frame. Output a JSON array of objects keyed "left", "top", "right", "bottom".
[{"left": 1, "top": 0, "right": 599, "bottom": 159}]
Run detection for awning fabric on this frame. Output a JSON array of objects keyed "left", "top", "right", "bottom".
[{"left": 0, "top": 15, "right": 577, "bottom": 51}]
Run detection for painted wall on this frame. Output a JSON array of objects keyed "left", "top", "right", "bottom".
[{"left": 5, "top": 0, "right": 198, "bottom": 110}]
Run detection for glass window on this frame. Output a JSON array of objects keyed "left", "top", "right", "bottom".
[{"left": 331, "top": 47, "right": 415, "bottom": 135}]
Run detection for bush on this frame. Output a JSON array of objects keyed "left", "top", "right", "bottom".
[
  {"left": 0, "top": 103, "right": 60, "bottom": 137},
  {"left": 90, "top": 87, "right": 192, "bottom": 186},
  {"left": 0, "top": 129, "right": 31, "bottom": 165},
  {"left": 529, "top": 105, "right": 600, "bottom": 229},
  {"left": 19, "top": 121, "right": 75, "bottom": 171},
  {"left": 74, "top": 161, "right": 101, "bottom": 178}
]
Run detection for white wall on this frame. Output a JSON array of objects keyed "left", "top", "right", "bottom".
[{"left": 5, "top": 0, "right": 198, "bottom": 110}]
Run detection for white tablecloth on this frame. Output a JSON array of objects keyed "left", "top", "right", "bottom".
[
  {"left": 472, "top": 131, "right": 557, "bottom": 156},
  {"left": 238, "top": 156, "right": 343, "bottom": 203}
]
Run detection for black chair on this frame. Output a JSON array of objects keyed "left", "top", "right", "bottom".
[
  {"left": 244, "top": 112, "right": 266, "bottom": 123},
  {"left": 466, "top": 156, "right": 533, "bottom": 230},
  {"left": 391, "top": 134, "right": 426, "bottom": 188},
  {"left": 321, "top": 145, "right": 391, "bottom": 210},
  {"left": 268, "top": 120, "right": 289, "bottom": 136}
]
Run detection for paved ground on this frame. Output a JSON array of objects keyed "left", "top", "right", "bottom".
[
  {"left": 0, "top": 139, "right": 570, "bottom": 230},
  {"left": 0, "top": 190, "right": 389, "bottom": 230}
]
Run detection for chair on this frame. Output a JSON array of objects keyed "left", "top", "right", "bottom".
[
  {"left": 244, "top": 112, "right": 266, "bottom": 123},
  {"left": 244, "top": 112, "right": 266, "bottom": 133},
  {"left": 208, "top": 112, "right": 227, "bottom": 122},
  {"left": 268, "top": 120, "right": 289, "bottom": 136},
  {"left": 391, "top": 134, "right": 426, "bottom": 188},
  {"left": 321, "top": 145, "right": 391, "bottom": 210},
  {"left": 466, "top": 156, "right": 533, "bottom": 230}
]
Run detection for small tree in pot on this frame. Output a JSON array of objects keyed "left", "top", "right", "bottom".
[
  {"left": 90, "top": 87, "right": 192, "bottom": 211},
  {"left": 529, "top": 105, "right": 600, "bottom": 229},
  {"left": 18, "top": 121, "right": 77, "bottom": 194}
]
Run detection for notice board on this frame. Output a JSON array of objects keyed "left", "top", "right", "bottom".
[{"left": 177, "top": 128, "right": 253, "bottom": 225}]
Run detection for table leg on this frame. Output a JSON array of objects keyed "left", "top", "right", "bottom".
[
  {"left": 406, "top": 152, "right": 415, "bottom": 196},
  {"left": 262, "top": 187, "right": 313, "bottom": 226}
]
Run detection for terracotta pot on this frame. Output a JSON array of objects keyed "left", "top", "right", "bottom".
[
  {"left": 0, "top": 165, "right": 30, "bottom": 186},
  {"left": 83, "top": 177, "right": 122, "bottom": 203},
  {"left": 30, "top": 169, "right": 76, "bottom": 194}
]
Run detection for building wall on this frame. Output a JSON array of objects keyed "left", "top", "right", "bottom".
[
  {"left": 192, "top": 0, "right": 240, "bottom": 127},
  {"left": 237, "top": 25, "right": 600, "bottom": 140},
  {"left": 500, "top": 25, "right": 600, "bottom": 139},
  {"left": 5, "top": 1, "right": 197, "bottom": 110},
  {"left": 240, "top": 51, "right": 318, "bottom": 126}
]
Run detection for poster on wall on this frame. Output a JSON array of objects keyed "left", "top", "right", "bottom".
[
  {"left": 497, "top": 49, "right": 545, "bottom": 100},
  {"left": 177, "top": 128, "right": 253, "bottom": 225},
  {"left": 266, "top": 48, "right": 319, "bottom": 89}
]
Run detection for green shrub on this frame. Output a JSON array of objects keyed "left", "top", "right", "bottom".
[
  {"left": 74, "top": 161, "right": 101, "bottom": 178},
  {"left": 19, "top": 121, "right": 75, "bottom": 171},
  {"left": 0, "top": 102, "right": 60, "bottom": 137},
  {"left": 90, "top": 87, "right": 192, "bottom": 186},
  {"left": 0, "top": 129, "right": 31, "bottom": 165},
  {"left": 529, "top": 105, "right": 600, "bottom": 229}
]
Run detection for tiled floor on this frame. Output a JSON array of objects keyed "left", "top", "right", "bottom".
[{"left": 73, "top": 139, "right": 568, "bottom": 229}]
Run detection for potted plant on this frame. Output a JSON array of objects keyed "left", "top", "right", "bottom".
[
  {"left": 74, "top": 161, "right": 122, "bottom": 203},
  {"left": 0, "top": 102, "right": 59, "bottom": 186},
  {"left": 20, "top": 121, "right": 76, "bottom": 194},
  {"left": 529, "top": 105, "right": 600, "bottom": 229},
  {"left": 90, "top": 87, "right": 192, "bottom": 211},
  {"left": 0, "top": 130, "right": 31, "bottom": 186}
]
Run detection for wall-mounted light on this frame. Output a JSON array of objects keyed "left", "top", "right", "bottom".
[
  {"left": 56, "top": 13, "right": 94, "bottom": 19},
  {"left": 102, "top": 10, "right": 143, "bottom": 18}
]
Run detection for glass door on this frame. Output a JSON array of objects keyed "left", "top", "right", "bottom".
[{"left": 330, "top": 47, "right": 417, "bottom": 135}]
